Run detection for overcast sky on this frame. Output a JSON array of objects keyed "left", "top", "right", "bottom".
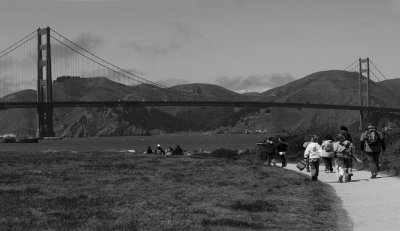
[{"left": 0, "top": 0, "right": 399, "bottom": 92}]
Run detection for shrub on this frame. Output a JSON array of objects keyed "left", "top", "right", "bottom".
[{"left": 210, "top": 148, "right": 239, "bottom": 159}]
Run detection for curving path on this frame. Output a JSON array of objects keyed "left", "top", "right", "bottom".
[{"left": 286, "top": 163, "right": 400, "bottom": 231}]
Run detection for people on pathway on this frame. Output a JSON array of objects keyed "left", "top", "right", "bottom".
[
  {"left": 276, "top": 137, "right": 287, "bottom": 167},
  {"left": 304, "top": 135, "right": 321, "bottom": 181},
  {"left": 302, "top": 137, "right": 311, "bottom": 172},
  {"left": 320, "top": 135, "right": 334, "bottom": 173},
  {"left": 340, "top": 125, "right": 353, "bottom": 142},
  {"left": 333, "top": 134, "right": 354, "bottom": 183},
  {"left": 257, "top": 137, "right": 277, "bottom": 166},
  {"left": 339, "top": 125, "right": 354, "bottom": 175},
  {"left": 360, "top": 124, "right": 386, "bottom": 179}
]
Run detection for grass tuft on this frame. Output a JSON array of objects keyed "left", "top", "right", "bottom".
[
  {"left": 231, "top": 199, "right": 278, "bottom": 212},
  {"left": 202, "top": 218, "right": 265, "bottom": 229}
]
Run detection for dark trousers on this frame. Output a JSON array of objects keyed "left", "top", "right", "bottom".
[
  {"left": 365, "top": 152, "right": 380, "bottom": 176},
  {"left": 279, "top": 154, "right": 286, "bottom": 167},
  {"left": 309, "top": 159, "right": 320, "bottom": 181},
  {"left": 322, "top": 157, "right": 333, "bottom": 172}
]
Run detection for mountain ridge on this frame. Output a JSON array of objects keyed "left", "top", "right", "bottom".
[{"left": 1, "top": 70, "right": 399, "bottom": 137}]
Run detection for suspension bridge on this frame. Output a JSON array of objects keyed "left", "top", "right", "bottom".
[{"left": 0, "top": 27, "right": 398, "bottom": 137}]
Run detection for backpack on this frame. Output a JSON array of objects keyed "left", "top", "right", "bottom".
[
  {"left": 366, "top": 129, "right": 380, "bottom": 145},
  {"left": 325, "top": 141, "right": 334, "bottom": 152}
]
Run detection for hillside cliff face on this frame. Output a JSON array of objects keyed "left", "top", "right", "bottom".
[{"left": 0, "top": 71, "right": 399, "bottom": 137}]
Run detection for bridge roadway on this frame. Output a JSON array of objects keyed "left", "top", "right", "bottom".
[{"left": 1, "top": 100, "right": 400, "bottom": 113}]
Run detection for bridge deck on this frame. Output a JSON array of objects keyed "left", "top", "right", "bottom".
[{"left": 1, "top": 101, "right": 400, "bottom": 113}]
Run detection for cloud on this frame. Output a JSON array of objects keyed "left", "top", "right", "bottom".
[
  {"left": 121, "top": 21, "right": 200, "bottom": 59},
  {"left": 121, "top": 42, "right": 170, "bottom": 58},
  {"left": 214, "top": 73, "right": 295, "bottom": 93},
  {"left": 170, "top": 21, "right": 201, "bottom": 44},
  {"left": 358, "top": 22, "right": 374, "bottom": 28},
  {"left": 52, "top": 32, "right": 104, "bottom": 59}
]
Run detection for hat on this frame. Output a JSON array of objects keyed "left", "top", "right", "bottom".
[
  {"left": 337, "top": 133, "right": 345, "bottom": 140},
  {"left": 340, "top": 125, "right": 349, "bottom": 132},
  {"left": 367, "top": 125, "right": 375, "bottom": 129},
  {"left": 157, "top": 144, "right": 161, "bottom": 147}
]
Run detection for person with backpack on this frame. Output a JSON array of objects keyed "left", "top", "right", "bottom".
[
  {"left": 320, "top": 135, "right": 335, "bottom": 173},
  {"left": 302, "top": 137, "right": 311, "bottom": 172},
  {"left": 304, "top": 135, "right": 321, "bottom": 181},
  {"left": 276, "top": 137, "right": 287, "bottom": 167},
  {"left": 340, "top": 125, "right": 353, "bottom": 142},
  {"left": 333, "top": 134, "right": 354, "bottom": 183},
  {"left": 360, "top": 125, "right": 386, "bottom": 179},
  {"left": 257, "top": 137, "right": 277, "bottom": 166},
  {"left": 339, "top": 125, "right": 354, "bottom": 177}
]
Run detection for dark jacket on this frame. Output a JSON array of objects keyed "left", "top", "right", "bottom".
[
  {"left": 276, "top": 141, "right": 287, "bottom": 152},
  {"left": 258, "top": 140, "right": 276, "bottom": 155},
  {"left": 360, "top": 128, "right": 386, "bottom": 153}
]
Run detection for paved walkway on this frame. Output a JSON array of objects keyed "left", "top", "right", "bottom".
[{"left": 286, "top": 163, "right": 400, "bottom": 231}]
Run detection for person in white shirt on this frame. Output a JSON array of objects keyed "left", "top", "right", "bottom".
[{"left": 304, "top": 135, "right": 322, "bottom": 181}]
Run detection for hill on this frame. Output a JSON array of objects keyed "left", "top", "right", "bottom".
[
  {"left": 0, "top": 71, "right": 399, "bottom": 137},
  {"left": 231, "top": 70, "right": 400, "bottom": 133}
]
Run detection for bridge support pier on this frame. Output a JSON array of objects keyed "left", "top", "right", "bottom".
[
  {"left": 37, "top": 27, "right": 55, "bottom": 138},
  {"left": 359, "top": 58, "right": 371, "bottom": 130}
]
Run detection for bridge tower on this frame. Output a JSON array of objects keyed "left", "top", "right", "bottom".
[
  {"left": 37, "top": 27, "right": 55, "bottom": 138},
  {"left": 359, "top": 58, "right": 371, "bottom": 130}
]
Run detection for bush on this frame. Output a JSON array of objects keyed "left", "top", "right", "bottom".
[{"left": 210, "top": 148, "right": 239, "bottom": 159}]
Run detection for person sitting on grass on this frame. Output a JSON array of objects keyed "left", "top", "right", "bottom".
[
  {"left": 173, "top": 145, "right": 184, "bottom": 155},
  {"left": 156, "top": 144, "right": 165, "bottom": 155},
  {"left": 304, "top": 135, "right": 321, "bottom": 181}
]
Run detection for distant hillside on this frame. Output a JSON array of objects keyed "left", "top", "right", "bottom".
[
  {"left": 0, "top": 71, "right": 399, "bottom": 137},
  {"left": 231, "top": 70, "right": 400, "bottom": 133}
]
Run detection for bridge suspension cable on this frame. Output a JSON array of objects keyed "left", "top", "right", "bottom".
[
  {"left": 49, "top": 28, "right": 223, "bottom": 102},
  {"left": 343, "top": 59, "right": 359, "bottom": 72},
  {"left": 0, "top": 30, "right": 37, "bottom": 99}
]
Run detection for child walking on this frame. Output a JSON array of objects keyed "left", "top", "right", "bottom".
[{"left": 304, "top": 135, "right": 321, "bottom": 181}]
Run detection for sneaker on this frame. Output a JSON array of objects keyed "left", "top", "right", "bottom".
[
  {"left": 338, "top": 179, "right": 343, "bottom": 183},
  {"left": 370, "top": 175, "right": 377, "bottom": 179}
]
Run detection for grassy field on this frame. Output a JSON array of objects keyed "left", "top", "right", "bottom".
[{"left": 0, "top": 151, "right": 351, "bottom": 231}]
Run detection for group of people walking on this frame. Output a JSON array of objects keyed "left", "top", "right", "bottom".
[
  {"left": 258, "top": 124, "right": 386, "bottom": 183},
  {"left": 257, "top": 137, "right": 288, "bottom": 168},
  {"left": 303, "top": 125, "right": 386, "bottom": 182}
]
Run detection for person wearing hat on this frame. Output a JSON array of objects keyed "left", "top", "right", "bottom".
[
  {"left": 360, "top": 124, "right": 386, "bottom": 178},
  {"left": 156, "top": 144, "right": 166, "bottom": 155}
]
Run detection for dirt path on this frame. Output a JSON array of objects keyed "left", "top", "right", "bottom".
[{"left": 286, "top": 163, "right": 400, "bottom": 231}]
